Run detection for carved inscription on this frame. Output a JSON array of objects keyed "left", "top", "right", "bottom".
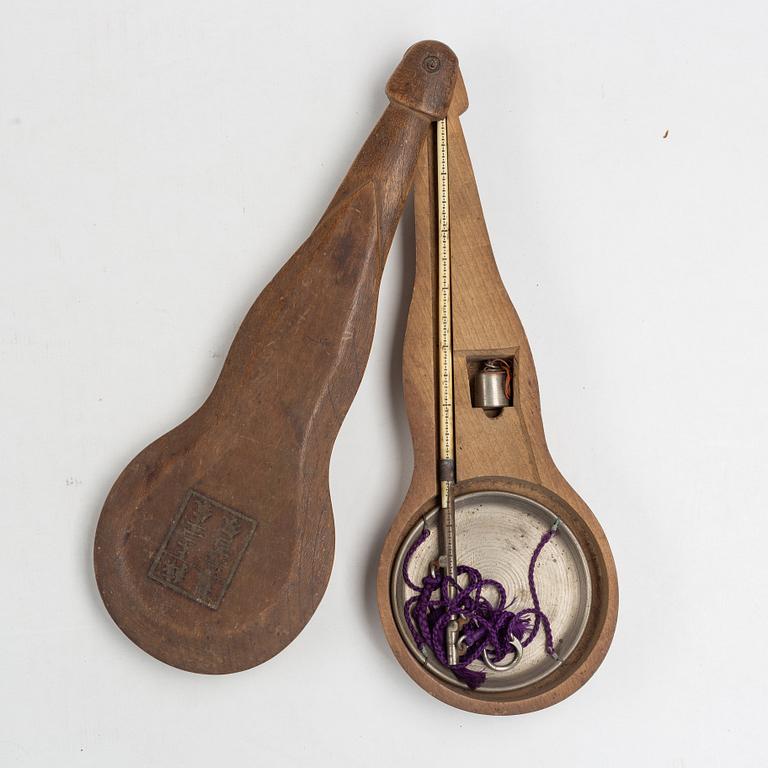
[{"left": 149, "top": 490, "right": 257, "bottom": 609}]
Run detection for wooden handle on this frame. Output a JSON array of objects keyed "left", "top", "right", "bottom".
[
  {"left": 94, "top": 42, "right": 459, "bottom": 674},
  {"left": 320, "top": 40, "right": 459, "bottom": 272}
]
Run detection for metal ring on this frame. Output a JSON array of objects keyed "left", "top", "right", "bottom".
[{"left": 482, "top": 635, "right": 523, "bottom": 672}]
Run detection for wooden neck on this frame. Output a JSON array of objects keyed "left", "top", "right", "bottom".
[
  {"left": 321, "top": 103, "right": 432, "bottom": 276},
  {"left": 322, "top": 41, "right": 462, "bottom": 275}
]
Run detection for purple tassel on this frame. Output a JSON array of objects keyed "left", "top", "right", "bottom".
[{"left": 402, "top": 525, "right": 559, "bottom": 689}]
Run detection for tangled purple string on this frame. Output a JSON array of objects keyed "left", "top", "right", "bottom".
[{"left": 402, "top": 524, "right": 559, "bottom": 689}]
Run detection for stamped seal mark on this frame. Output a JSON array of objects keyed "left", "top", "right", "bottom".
[{"left": 149, "top": 489, "right": 257, "bottom": 610}]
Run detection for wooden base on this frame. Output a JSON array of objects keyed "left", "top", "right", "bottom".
[{"left": 376, "top": 87, "right": 618, "bottom": 714}]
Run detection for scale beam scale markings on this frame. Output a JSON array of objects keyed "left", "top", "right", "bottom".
[{"left": 435, "top": 117, "right": 460, "bottom": 666}]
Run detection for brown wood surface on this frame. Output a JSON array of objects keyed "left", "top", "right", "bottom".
[
  {"left": 376, "top": 79, "right": 618, "bottom": 714},
  {"left": 94, "top": 41, "right": 459, "bottom": 674}
]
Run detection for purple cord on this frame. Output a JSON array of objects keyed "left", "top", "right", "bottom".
[{"left": 402, "top": 523, "right": 559, "bottom": 689}]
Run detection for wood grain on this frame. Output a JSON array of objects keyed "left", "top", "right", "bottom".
[
  {"left": 94, "top": 41, "right": 459, "bottom": 674},
  {"left": 376, "top": 77, "right": 618, "bottom": 714}
]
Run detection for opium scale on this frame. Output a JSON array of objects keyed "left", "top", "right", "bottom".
[{"left": 93, "top": 41, "right": 617, "bottom": 715}]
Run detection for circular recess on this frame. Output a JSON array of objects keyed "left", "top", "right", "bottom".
[{"left": 391, "top": 490, "right": 591, "bottom": 692}]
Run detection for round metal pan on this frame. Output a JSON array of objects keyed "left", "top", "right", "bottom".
[{"left": 391, "top": 490, "right": 591, "bottom": 692}]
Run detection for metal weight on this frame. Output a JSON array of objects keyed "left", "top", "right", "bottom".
[{"left": 474, "top": 360, "right": 510, "bottom": 410}]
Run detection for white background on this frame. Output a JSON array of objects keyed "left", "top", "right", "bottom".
[{"left": 2, "top": 2, "right": 766, "bottom": 765}]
